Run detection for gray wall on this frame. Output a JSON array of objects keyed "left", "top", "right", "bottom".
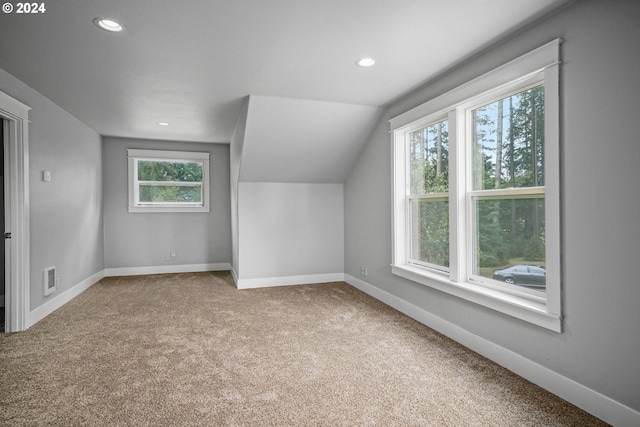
[
  {"left": 230, "top": 97, "right": 345, "bottom": 285},
  {"left": 238, "top": 182, "right": 344, "bottom": 280},
  {"left": 0, "top": 67, "right": 104, "bottom": 311},
  {"left": 345, "top": 0, "right": 640, "bottom": 413},
  {"left": 230, "top": 98, "right": 248, "bottom": 276},
  {"left": 103, "top": 137, "right": 230, "bottom": 269}
]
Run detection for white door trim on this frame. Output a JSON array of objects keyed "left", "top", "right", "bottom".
[{"left": 0, "top": 91, "right": 30, "bottom": 333}]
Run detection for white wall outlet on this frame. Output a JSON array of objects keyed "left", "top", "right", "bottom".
[
  {"left": 170, "top": 250, "right": 176, "bottom": 259},
  {"left": 360, "top": 266, "right": 368, "bottom": 277},
  {"left": 43, "top": 170, "right": 51, "bottom": 182}
]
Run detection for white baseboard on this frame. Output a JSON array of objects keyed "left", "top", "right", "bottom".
[
  {"left": 344, "top": 274, "right": 640, "bottom": 427},
  {"left": 25, "top": 264, "right": 231, "bottom": 329},
  {"left": 104, "top": 263, "right": 231, "bottom": 277},
  {"left": 230, "top": 265, "right": 239, "bottom": 287},
  {"left": 236, "top": 272, "right": 344, "bottom": 289},
  {"left": 27, "top": 270, "right": 106, "bottom": 329}
]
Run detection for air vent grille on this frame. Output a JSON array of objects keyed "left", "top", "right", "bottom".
[{"left": 44, "top": 266, "right": 57, "bottom": 296}]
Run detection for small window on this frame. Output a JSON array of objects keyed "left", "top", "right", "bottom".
[{"left": 127, "top": 149, "right": 210, "bottom": 213}]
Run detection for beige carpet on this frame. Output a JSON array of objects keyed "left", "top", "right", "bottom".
[{"left": 1, "top": 271, "right": 606, "bottom": 426}]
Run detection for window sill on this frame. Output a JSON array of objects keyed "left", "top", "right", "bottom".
[
  {"left": 391, "top": 264, "right": 561, "bottom": 332},
  {"left": 128, "top": 205, "right": 210, "bottom": 213}
]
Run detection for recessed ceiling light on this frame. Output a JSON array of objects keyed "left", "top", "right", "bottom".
[
  {"left": 356, "top": 58, "right": 376, "bottom": 67},
  {"left": 157, "top": 122, "right": 170, "bottom": 126},
  {"left": 93, "top": 17, "right": 124, "bottom": 32}
]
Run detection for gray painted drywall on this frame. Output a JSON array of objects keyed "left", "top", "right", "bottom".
[
  {"left": 231, "top": 97, "right": 346, "bottom": 283},
  {"left": 103, "top": 137, "right": 230, "bottom": 269},
  {"left": 237, "top": 182, "right": 344, "bottom": 280},
  {"left": 230, "top": 98, "right": 249, "bottom": 276},
  {"left": 345, "top": 0, "right": 640, "bottom": 413},
  {"left": 0, "top": 67, "right": 104, "bottom": 311}
]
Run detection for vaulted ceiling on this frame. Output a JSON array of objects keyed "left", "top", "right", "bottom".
[{"left": 0, "top": 0, "right": 571, "bottom": 181}]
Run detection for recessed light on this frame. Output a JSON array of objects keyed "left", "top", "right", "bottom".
[
  {"left": 356, "top": 58, "right": 376, "bottom": 67},
  {"left": 93, "top": 17, "right": 124, "bottom": 32},
  {"left": 157, "top": 122, "right": 170, "bottom": 126}
]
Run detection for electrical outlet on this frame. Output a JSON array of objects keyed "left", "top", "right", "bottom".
[{"left": 360, "top": 266, "right": 368, "bottom": 277}]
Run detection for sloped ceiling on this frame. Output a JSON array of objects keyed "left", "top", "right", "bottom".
[
  {"left": 0, "top": 0, "right": 572, "bottom": 182},
  {"left": 240, "top": 96, "right": 383, "bottom": 183}
]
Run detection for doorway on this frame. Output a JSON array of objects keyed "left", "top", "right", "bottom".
[
  {"left": 0, "top": 118, "right": 4, "bottom": 332},
  {"left": 0, "top": 90, "right": 30, "bottom": 333}
]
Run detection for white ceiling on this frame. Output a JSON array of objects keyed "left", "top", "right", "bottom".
[{"left": 0, "top": 0, "right": 571, "bottom": 144}]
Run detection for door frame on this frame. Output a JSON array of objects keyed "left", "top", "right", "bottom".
[{"left": 0, "top": 91, "right": 30, "bottom": 333}]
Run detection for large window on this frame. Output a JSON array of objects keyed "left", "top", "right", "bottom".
[
  {"left": 127, "top": 149, "right": 210, "bottom": 213},
  {"left": 391, "top": 40, "right": 561, "bottom": 331}
]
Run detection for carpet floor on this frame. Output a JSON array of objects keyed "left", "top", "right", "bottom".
[{"left": 0, "top": 271, "right": 607, "bottom": 426}]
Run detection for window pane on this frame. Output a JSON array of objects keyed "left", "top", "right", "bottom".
[
  {"left": 138, "top": 160, "right": 203, "bottom": 182},
  {"left": 472, "top": 197, "right": 545, "bottom": 288},
  {"left": 472, "top": 86, "right": 544, "bottom": 191},
  {"left": 139, "top": 184, "right": 202, "bottom": 203},
  {"left": 409, "top": 120, "right": 448, "bottom": 195},
  {"left": 410, "top": 198, "right": 449, "bottom": 268}
]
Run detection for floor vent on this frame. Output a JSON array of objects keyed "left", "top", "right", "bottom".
[{"left": 44, "top": 267, "right": 57, "bottom": 296}]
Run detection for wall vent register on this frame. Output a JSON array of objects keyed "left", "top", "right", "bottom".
[{"left": 44, "top": 266, "right": 57, "bottom": 296}]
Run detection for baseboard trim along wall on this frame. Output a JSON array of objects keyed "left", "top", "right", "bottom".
[
  {"left": 27, "top": 270, "right": 106, "bottom": 329},
  {"left": 104, "top": 263, "right": 231, "bottom": 277},
  {"left": 344, "top": 274, "right": 640, "bottom": 427},
  {"left": 26, "top": 264, "right": 232, "bottom": 329},
  {"left": 22, "top": 267, "right": 637, "bottom": 425},
  {"left": 235, "top": 273, "right": 345, "bottom": 289},
  {"left": 25, "top": 267, "right": 341, "bottom": 329}
]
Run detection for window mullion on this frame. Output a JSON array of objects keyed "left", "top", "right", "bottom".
[
  {"left": 464, "top": 107, "right": 477, "bottom": 284},
  {"left": 448, "top": 109, "right": 466, "bottom": 283},
  {"left": 138, "top": 181, "right": 201, "bottom": 187},
  {"left": 408, "top": 193, "right": 448, "bottom": 201}
]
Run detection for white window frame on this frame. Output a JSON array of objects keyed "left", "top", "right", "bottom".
[
  {"left": 390, "top": 40, "right": 562, "bottom": 332},
  {"left": 405, "top": 114, "right": 450, "bottom": 274},
  {"left": 127, "top": 149, "right": 210, "bottom": 213}
]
